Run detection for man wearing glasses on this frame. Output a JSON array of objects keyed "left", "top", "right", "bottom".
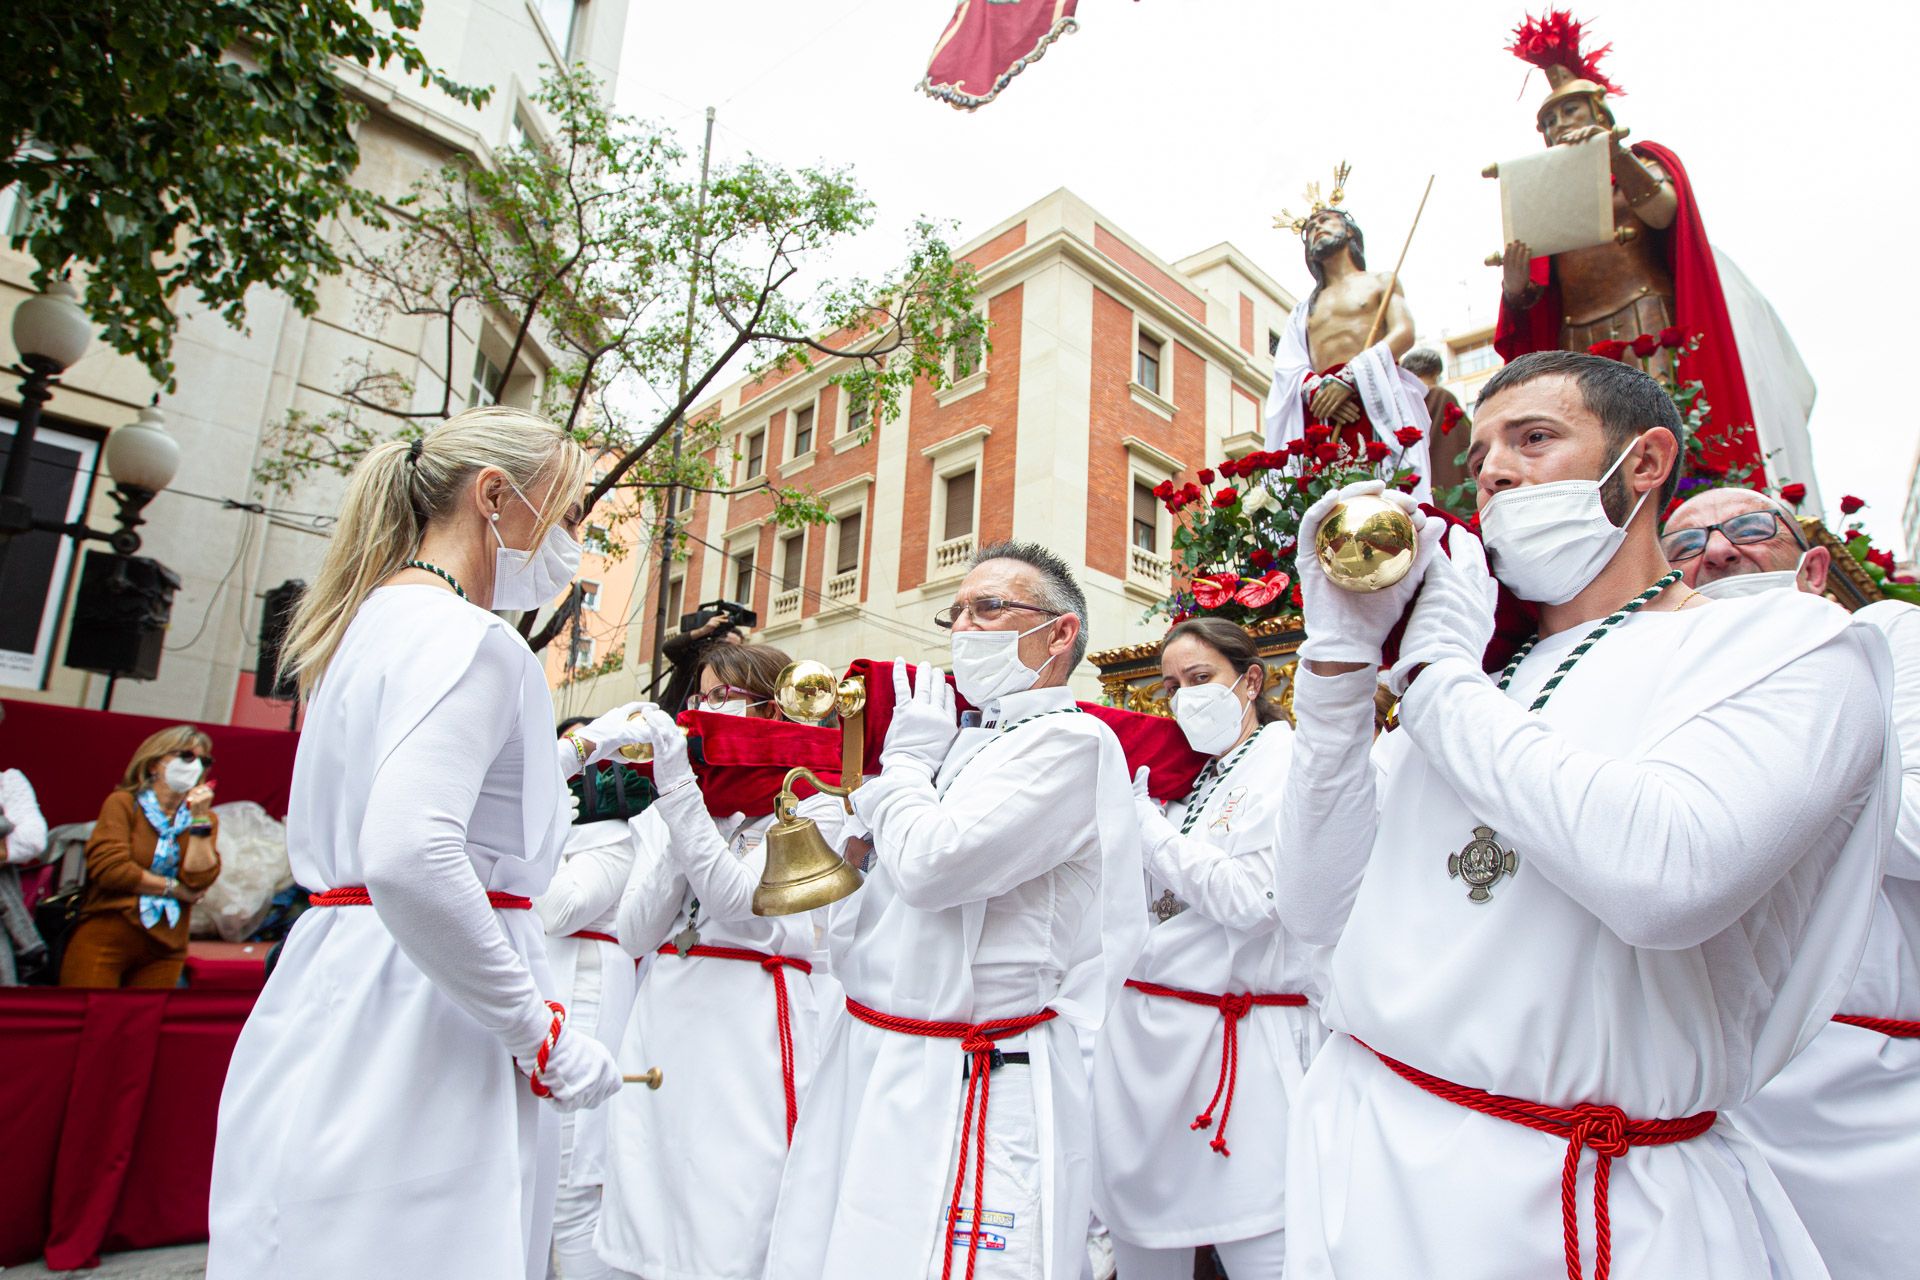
[
  {"left": 1666, "top": 485, "right": 1920, "bottom": 1277},
  {"left": 767, "top": 541, "right": 1144, "bottom": 1280}
]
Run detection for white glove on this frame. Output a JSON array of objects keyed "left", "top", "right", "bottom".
[
  {"left": 638, "top": 705, "right": 695, "bottom": 793},
  {"left": 576, "top": 701, "right": 649, "bottom": 768},
  {"left": 520, "top": 1017, "right": 622, "bottom": 1113},
  {"left": 880, "top": 659, "right": 958, "bottom": 779},
  {"left": 1387, "top": 529, "right": 1499, "bottom": 696},
  {"left": 1132, "top": 765, "right": 1175, "bottom": 854},
  {"left": 1294, "top": 480, "right": 1442, "bottom": 668}
]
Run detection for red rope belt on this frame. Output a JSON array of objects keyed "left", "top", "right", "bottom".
[
  {"left": 1358, "top": 1038, "right": 1716, "bottom": 1280},
  {"left": 309, "top": 886, "right": 533, "bottom": 910},
  {"left": 844, "top": 997, "right": 1059, "bottom": 1280},
  {"left": 570, "top": 930, "right": 619, "bottom": 944},
  {"left": 1124, "top": 979, "right": 1306, "bottom": 1157},
  {"left": 1833, "top": 1014, "right": 1920, "bottom": 1037},
  {"left": 657, "top": 943, "right": 813, "bottom": 1144}
]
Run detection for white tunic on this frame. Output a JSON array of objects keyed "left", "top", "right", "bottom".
[
  {"left": 1277, "top": 593, "right": 1896, "bottom": 1280},
  {"left": 538, "top": 817, "right": 641, "bottom": 1190},
  {"left": 209, "top": 587, "right": 570, "bottom": 1280},
  {"left": 764, "top": 685, "right": 1145, "bottom": 1280},
  {"left": 1736, "top": 598, "right": 1920, "bottom": 1276},
  {"left": 1092, "top": 722, "right": 1326, "bottom": 1249},
  {"left": 594, "top": 782, "right": 845, "bottom": 1280}
]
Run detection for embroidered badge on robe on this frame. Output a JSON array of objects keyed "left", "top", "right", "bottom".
[
  {"left": 1447, "top": 825, "right": 1518, "bottom": 903},
  {"left": 1209, "top": 785, "right": 1248, "bottom": 833}
]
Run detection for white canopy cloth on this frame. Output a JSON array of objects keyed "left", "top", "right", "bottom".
[
  {"left": 764, "top": 684, "right": 1144, "bottom": 1280},
  {"left": 1092, "top": 721, "right": 1327, "bottom": 1252},
  {"left": 1735, "top": 598, "right": 1920, "bottom": 1275},
  {"left": 1714, "top": 249, "right": 1821, "bottom": 508},
  {"left": 209, "top": 587, "right": 570, "bottom": 1280},
  {"left": 1276, "top": 591, "right": 1896, "bottom": 1279}
]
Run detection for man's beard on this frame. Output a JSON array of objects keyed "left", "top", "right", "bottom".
[{"left": 1308, "top": 229, "right": 1349, "bottom": 262}]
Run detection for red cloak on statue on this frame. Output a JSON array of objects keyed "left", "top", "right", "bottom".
[{"left": 1494, "top": 140, "right": 1762, "bottom": 481}]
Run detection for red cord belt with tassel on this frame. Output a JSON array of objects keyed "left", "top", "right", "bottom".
[
  {"left": 1832, "top": 1014, "right": 1920, "bottom": 1037},
  {"left": 570, "top": 930, "right": 619, "bottom": 944},
  {"left": 1358, "top": 1038, "right": 1715, "bottom": 1280},
  {"left": 656, "top": 943, "right": 813, "bottom": 1144},
  {"left": 843, "top": 997, "right": 1058, "bottom": 1280},
  {"left": 1123, "top": 979, "right": 1306, "bottom": 1157},
  {"left": 309, "top": 886, "right": 533, "bottom": 910}
]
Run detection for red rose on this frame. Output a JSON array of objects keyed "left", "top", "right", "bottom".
[
  {"left": 1778, "top": 482, "right": 1806, "bottom": 506},
  {"left": 1867, "top": 548, "right": 1897, "bottom": 573},
  {"left": 1218, "top": 459, "right": 1240, "bottom": 479},
  {"left": 1661, "top": 496, "right": 1684, "bottom": 522},
  {"left": 1845, "top": 529, "right": 1866, "bottom": 542},
  {"left": 1212, "top": 489, "right": 1239, "bottom": 509},
  {"left": 1397, "top": 473, "right": 1421, "bottom": 492},
  {"left": 1289, "top": 582, "right": 1303, "bottom": 608},
  {"left": 1304, "top": 424, "right": 1333, "bottom": 443},
  {"left": 1840, "top": 494, "right": 1866, "bottom": 515},
  {"left": 1440, "top": 402, "right": 1465, "bottom": 435},
  {"left": 1313, "top": 442, "right": 1340, "bottom": 462},
  {"left": 1248, "top": 548, "right": 1274, "bottom": 570},
  {"left": 1152, "top": 479, "right": 1174, "bottom": 501},
  {"left": 1658, "top": 326, "right": 1685, "bottom": 350},
  {"left": 1394, "top": 426, "right": 1424, "bottom": 447},
  {"left": 1197, "top": 468, "right": 1216, "bottom": 485},
  {"left": 1294, "top": 474, "right": 1314, "bottom": 494},
  {"left": 1586, "top": 339, "right": 1630, "bottom": 362},
  {"left": 1364, "top": 440, "right": 1392, "bottom": 462},
  {"left": 1182, "top": 483, "right": 1202, "bottom": 504},
  {"left": 1630, "top": 334, "right": 1658, "bottom": 358}
]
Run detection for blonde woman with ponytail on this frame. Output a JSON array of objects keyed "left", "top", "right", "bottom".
[{"left": 208, "top": 407, "right": 648, "bottom": 1280}]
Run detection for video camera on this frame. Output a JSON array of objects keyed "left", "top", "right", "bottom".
[{"left": 678, "top": 598, "right": 758, "bottom": 635}]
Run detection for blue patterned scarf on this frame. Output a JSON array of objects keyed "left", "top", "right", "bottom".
[{"left": 136, "top": 789, "right": 193, "bottom": 929}]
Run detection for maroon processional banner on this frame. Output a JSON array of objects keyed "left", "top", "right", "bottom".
[{"left": 920, "top": 0, "right": 1081, "bottom": 111}]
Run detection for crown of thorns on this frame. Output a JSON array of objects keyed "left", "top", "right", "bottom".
[{"left": 1276, "top": 162, "right": 1352, "bottom": 235}]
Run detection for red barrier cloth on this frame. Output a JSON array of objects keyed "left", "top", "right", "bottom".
[
  {"left": 921, "top": 0, "right": 1080, "bottom": 111},
  {"left": 182, "top": 941, "right": 270, "bottom": 993},
  {"left": 0, "top": 698, "right": 299, "bottom": 827},
  {"left": 0, "top": 988, "right": 255, "bottom": 1268}
]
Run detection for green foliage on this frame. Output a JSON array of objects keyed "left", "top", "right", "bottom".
[
  {"left": 258, "top": 64, "right": 981, "bottom": 549},
  {"left": 0, "top": 0, "right": 484, "bottom": 385}
]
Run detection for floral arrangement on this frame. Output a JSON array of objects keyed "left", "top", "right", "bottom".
[
  {"left": 1782, "top": 490, "right": 1920, "bottom": 606},
  {"left": 1586, "top": 328, "right": 1766, "bottom": 499},
  {"left": 1149, "top": 426, "right": 1422, "bottom": 625}
]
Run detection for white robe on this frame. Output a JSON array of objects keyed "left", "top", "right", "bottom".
[
  {"left": 1092, "top": 722, "right": 1326, "bottom": 1250},
  {"left": 1277, "top": 592, "right": 1896, "bottom": 1280},
  {"left": 1736, "top": 598, "right": 1920, "bottom": 1277},
  {"left": 593, "top": 784, "right": 845, "bottom": 1280},
  {"left": 764, "top": 684, "right": 1145, "bottom": 1280},
  {"left": 1261, "top": 300, "right": 1432, "bottom": 505},
  {"left": 209, "top": 586, "right": 570, "bottom": 1280}
]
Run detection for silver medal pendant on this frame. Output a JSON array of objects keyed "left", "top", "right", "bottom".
[
  {"left": 1447, "top": 825, "right": 1518, "bottom": 903},
  {"left": 1151, "top": 888, "right": 1188, "bottom": 922},
  {"left": 672, "top": 924, "right": 700, "bottom": 956}
]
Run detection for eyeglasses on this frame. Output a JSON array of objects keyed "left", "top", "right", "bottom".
[
  {"left": 1660, "top": 511, "right": 1804, "bottom": 562},
  {"left": 932, "top": 598, "right": 1064, "bottom": 630},
  {"left": 686, "top": 685, "right": 765, "bottom": 711},
  {"left": 172, "top": 749, "right": 215, "bottom": 770}
]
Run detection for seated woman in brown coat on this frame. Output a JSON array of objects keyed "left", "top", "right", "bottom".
[{"left": 60, "top": 725, "right": 222, "bottom": 988}]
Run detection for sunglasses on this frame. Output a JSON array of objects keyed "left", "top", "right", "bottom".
[
  {"left": 1660, "top": 511, "right": 1804, "bottom": 562},
  {"left": 171, "top": 749, "right": 216, "bottom": 771}
]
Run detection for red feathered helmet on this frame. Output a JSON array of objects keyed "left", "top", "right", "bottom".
[{"left": 1509, "top": 10, "right": 1624, "bottom": 135}]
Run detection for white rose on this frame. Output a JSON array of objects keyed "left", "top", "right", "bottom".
[{"left": 1240, "top": 483, "right": 1274, "bottom": 516}]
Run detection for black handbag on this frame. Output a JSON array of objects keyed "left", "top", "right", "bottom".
[{"left": 27, "top": 883, "right": 83, "bottom": 984}]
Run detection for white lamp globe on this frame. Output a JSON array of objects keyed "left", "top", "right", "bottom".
[
  {"left": 12, "top": 281, "right": 92, "bottom": 371},
  {"left": 104, "top": 405, "right": 181, "bottom": 494}
]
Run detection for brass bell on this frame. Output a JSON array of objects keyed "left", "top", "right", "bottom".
[
  {"left": 751, "top": 662, "right": 871, "bottom": 916},
  {"left": 1314, "top": 492, "right": 1418, "bottom": 593}
]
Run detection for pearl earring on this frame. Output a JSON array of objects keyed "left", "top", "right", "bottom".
[{"left": 490, "top": 512, "right": 500, "bottom": 522}]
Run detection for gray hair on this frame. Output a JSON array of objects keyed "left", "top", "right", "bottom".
[
  {"left": 1401, "top": 347, "right": 1444, "bottom": 379},
  {"left": 971, "top": 539, "right": 1090, "bottom": 671}
]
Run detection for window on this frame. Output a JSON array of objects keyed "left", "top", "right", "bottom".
[
  {"left": 733, "top": 548, "right": 756, "bottom": 602},
  {"left": 1452, "top": 342, "right": 1499, "bottom": 378},
  {"left": 568, "top": 636, "right": 594, "bottom": 668},
  {"left": 1136, "top": 330, "right": 1164, "bottom": 396},
  {"left": 1268, "top": 329, "right": 1283, "bottom": 357},
  {"left": 835, "top": 511, "right": 863, "bottom": 575},
  {"left": 1132, "top": 482, "right": 1157, "bottom": 552},
  {"left": 952, "top": 323, "right": 985, "bottom": 380},
  {"left": 535, "top": 0, "right": 584, "bottom": 59},
  {"left": 844, "top": 383, "right": 870, "bottom": 436},
  {"left": 943, "top": 468, "right": 975, "bottom": 542},
  {"left": 780, "top": 534, "right": 805, "bottom": 590},
  {"left": 470, "top": 348, "right": 503, "bottom": 407},
  {"left": 675, "top": 483, "right": 694, "bottom": 514},
  {"left": 793, "top": 404, "right": 814, "bottom": 457},
  {"left": 584, "top": 523, "right": 612, "bottom": 554},
  {"left": 578, "top": 579, "right": 601, "bottom": 611},
  {"left": 666, "top": 576, "right": 685, "bottom": 628},
  {"left": 744, "top": 430, "right": 766, "bottom": 479}
]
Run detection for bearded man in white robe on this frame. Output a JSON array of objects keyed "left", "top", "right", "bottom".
[
  {"left": 1662, "top": 485, "right": 1920, "bottom": 1277},
  {"left": 764, "top": 540, "right": 1144, "bottom": 1280},
  {"left": 1276, "top": 350, "right": 1897, "bottom": 1279}
]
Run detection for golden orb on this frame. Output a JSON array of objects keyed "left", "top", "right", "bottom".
[
  {"left": 1314, "top": 494, "right": 1418, "bottom": 593},
  {"left": 617, "top": 708, "right": 654, "bottom": 762},
  {"left": 774, "top": 660, "right": 840, "bottom": 725}
]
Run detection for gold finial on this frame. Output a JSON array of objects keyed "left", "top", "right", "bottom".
[{"left": 1277, "top": 160, "right": 1353, "bottom": 235}]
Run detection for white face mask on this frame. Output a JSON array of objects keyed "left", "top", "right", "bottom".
[
  {"left": 490, "top": 480, "right": 582, "bottom": 611},
  {"left": 163, "top": 757, "right": 203, "bottom": 793},
  {"left": 713, "top": 698, "right": 763, "bottom": 717},
  {"left": 950, "top": 617, "right": 1059, "bottom": 706},
  {"left": 1694, "top": 549, "right": 1812, "bottom": 600},
  {"left": 1171, "top": 674, "right": 1251, "bottom": 755},
  {"left": 1479, "top": 436, "right": 1650, "bottom": 604}
]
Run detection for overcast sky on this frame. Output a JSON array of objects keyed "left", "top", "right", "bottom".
[{"left": 615, "top": 0, "right": 1920, "bottom": 550}]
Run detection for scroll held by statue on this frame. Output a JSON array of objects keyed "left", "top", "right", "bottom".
[{"left": 1498, "top": 136, "right": 1613, "bottom": 257}]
